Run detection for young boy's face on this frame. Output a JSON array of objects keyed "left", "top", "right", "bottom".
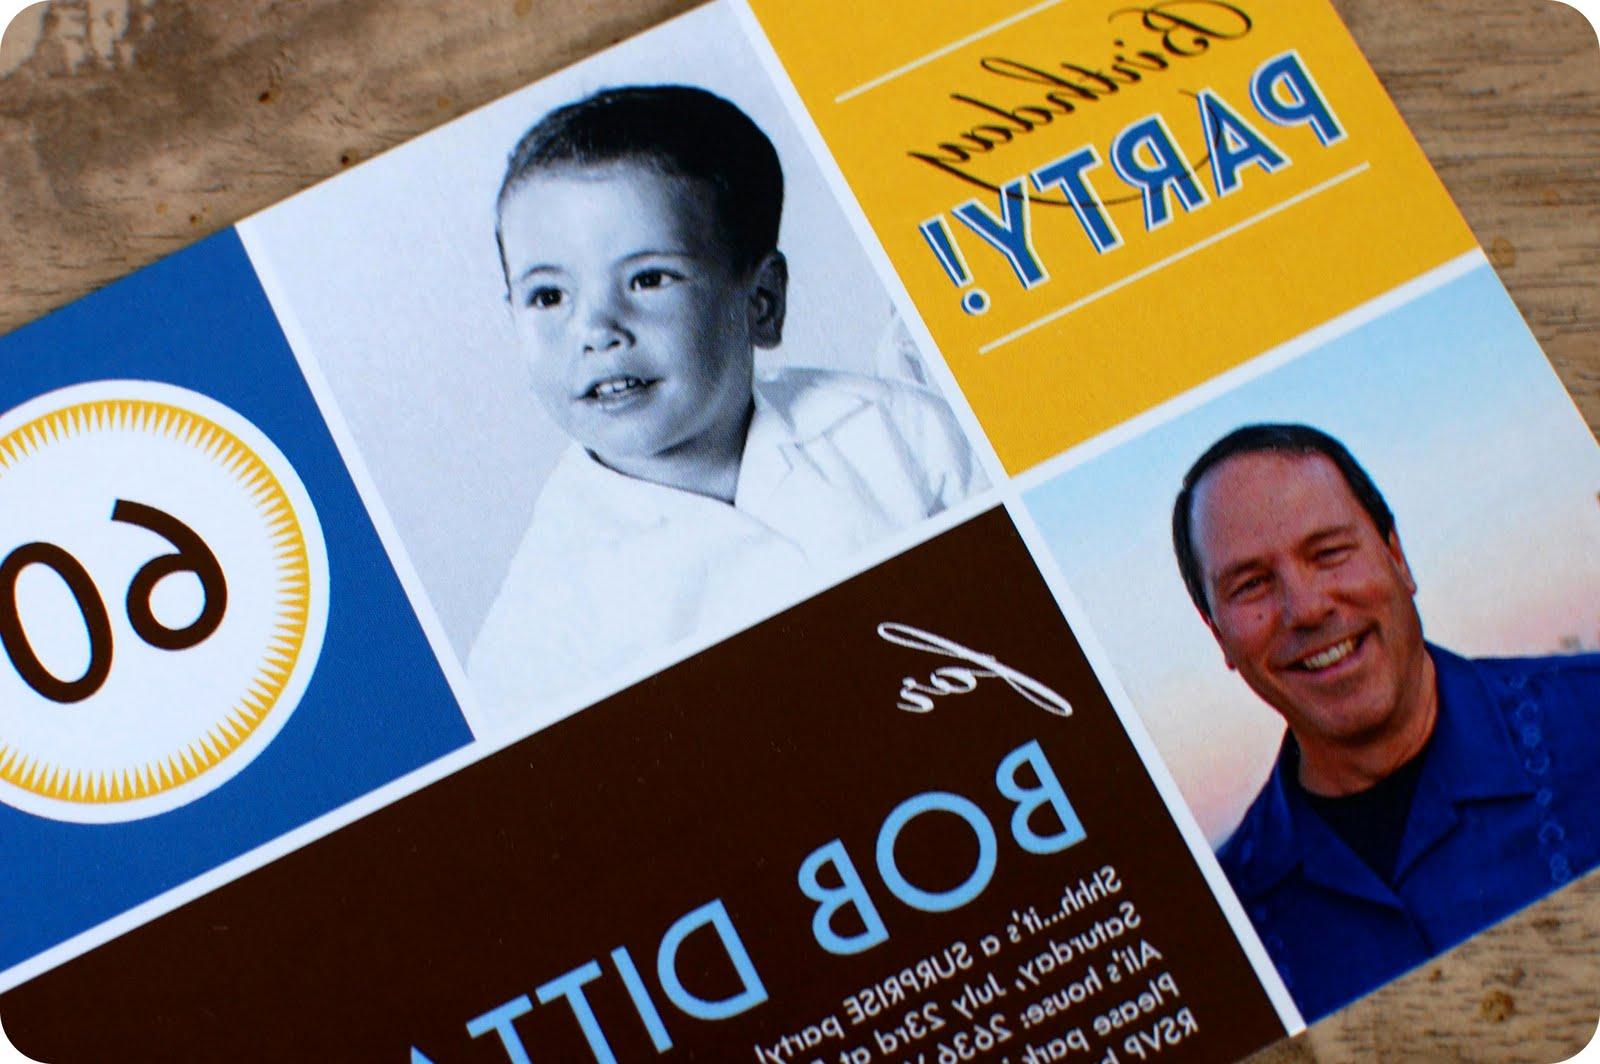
[{"left": 498, "top": 161, "right": 783, "bottom": 473}]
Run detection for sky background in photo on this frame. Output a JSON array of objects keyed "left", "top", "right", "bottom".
[{"left": 1026, "top": 263, "right": 1600, "bottom": 844}]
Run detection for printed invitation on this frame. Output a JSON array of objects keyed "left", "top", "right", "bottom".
[{"left": 0, "top": 1, "right": 1595, "bottom": 1060}]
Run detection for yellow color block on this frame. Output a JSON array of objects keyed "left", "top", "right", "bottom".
[{"left": 747, "top": 0, "right": 1480, "bottom": 472}]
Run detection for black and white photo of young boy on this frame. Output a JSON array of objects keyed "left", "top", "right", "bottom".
[
  {"left": 469, "top": 86, "right": 983, "bottom": 722},
  {"left": 237, "top": 6, "right": 988, "bottom": 734}
]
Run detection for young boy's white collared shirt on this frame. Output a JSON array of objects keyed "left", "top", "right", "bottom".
[{"left": 468, "top": 367, "right": 986, "bottom": 731}]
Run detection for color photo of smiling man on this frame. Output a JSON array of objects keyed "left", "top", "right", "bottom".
[
  {"left": 1170, "top": 423, "right": 1600, "bottom": 1021},
  {"left": 1019, "top": 259, "right": 1600, "bottom": 1024}
]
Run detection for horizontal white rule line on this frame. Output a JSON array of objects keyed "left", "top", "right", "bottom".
[{"left": 834, "top": 0, "right": 1065, "bottom": 104}]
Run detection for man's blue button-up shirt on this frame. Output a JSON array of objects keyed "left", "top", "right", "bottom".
[{"left": 1218, "top": 644, "right": 1600, "bottom": 1021}]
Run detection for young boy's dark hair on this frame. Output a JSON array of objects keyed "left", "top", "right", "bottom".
[{"left": 496, "top": 84, "right": 785, "bottom": 276}]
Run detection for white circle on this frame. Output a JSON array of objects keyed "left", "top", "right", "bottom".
[{"left": 0, "top": 381, "right": 330, "bottom": 822}]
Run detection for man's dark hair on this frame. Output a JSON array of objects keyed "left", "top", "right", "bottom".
[
  {"left": 1172, "top": 423, "right": 1395, "bottom": 619},
  {"left": 495, "top": 84, "right": 783, "bottom": 277}
]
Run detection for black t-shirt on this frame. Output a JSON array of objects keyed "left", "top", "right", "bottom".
[{"left": 1299, "top": 746, "right": 1430, "bottom": 884}]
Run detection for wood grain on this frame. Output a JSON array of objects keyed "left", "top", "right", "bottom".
[{"left": 1, "top": 1, "right": 1596, "bottom": 1060}]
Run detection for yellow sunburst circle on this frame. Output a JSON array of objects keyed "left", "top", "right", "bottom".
[{"left": 0, "top": 398, "right": 312, "bottom": 805}]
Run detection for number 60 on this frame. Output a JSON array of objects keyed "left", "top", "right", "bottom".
[{"left": 0, "top": 500, "right": 227, "bottom": 704}]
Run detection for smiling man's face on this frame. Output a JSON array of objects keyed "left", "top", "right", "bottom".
[{"left": 1191, "top": 450, "right": 1431, "bottom": 757}]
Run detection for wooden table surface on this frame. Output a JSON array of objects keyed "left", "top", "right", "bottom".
[{"left": 1, "top": 1, "right": 1596, "bottom": 1060}]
